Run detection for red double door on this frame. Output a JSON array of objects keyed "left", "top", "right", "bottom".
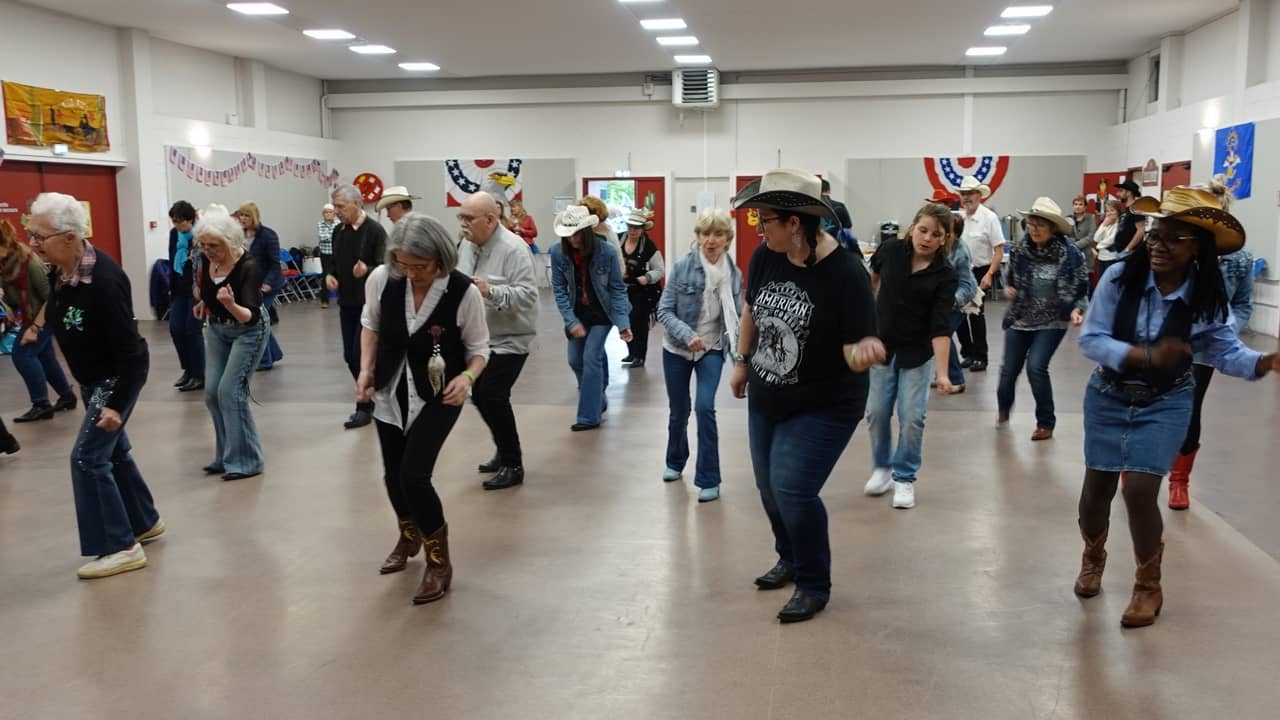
[
  {"left": 580, "top": 176, "right": 667, "bottom": 255},
  {"left": 0, "top": 160, "right": 121, "bottom": 261}
]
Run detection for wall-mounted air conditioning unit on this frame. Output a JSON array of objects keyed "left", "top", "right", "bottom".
[{"left": 673, "top": 68, "right": 719, "bottom": 109}]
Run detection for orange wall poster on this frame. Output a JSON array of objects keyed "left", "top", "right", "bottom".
[{"left": 3, "top": 81, "right": 110, "bottom": 153}]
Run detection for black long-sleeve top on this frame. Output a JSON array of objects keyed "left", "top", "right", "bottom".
[
  {"left": 331, "top": 215, "right": 387, "bottom": 308},
  {"left": 201, "top": 252, "right": 264, "bottom": 325},
  {"left": 47, "top": 246, "right": 149, "bottom": 413},
  {"left": 247, "top": 225, "right": 285, "bottom": 294}
]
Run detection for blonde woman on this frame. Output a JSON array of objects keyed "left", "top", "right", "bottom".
[{"left": 655, "top": 208, "right": 741, "bottom": 502}]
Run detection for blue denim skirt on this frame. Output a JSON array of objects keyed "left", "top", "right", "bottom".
[{"left": 1082, "top": 371, "right": 1194, "bottom": 476}]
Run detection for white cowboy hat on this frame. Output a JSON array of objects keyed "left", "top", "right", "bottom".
[
  {"left": 956, "top": 176, "right": 991, "bottom": 199},
  {"left": 1018, "top": 197, "right": 1072, "bottom": 235},
  {"left": 625, "top": 208, "right": 655, "bottom": 230},
  {"left": 554, "top": 205, "right": 597, "bottom": 237},
  {"left": 375, "top": 185, "right": 421, "bottom": 212},
  {"left": 732, "top": 168, "right": 838, "bottom": 225}
]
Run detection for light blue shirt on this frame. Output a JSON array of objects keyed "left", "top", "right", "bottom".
[
  {"left": 950, "top": 238, "right": 977, "bottom": 308},
  {"left": 1079, "top": 262, "right": 1261, "bottom": 379}
]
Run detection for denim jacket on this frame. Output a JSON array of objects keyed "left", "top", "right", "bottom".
[
  {"left": 656, "top": 249, "right": 743, "bottom": 349},
  {"left": 550, "top": 239, "right": 632, "bottom": 332}
]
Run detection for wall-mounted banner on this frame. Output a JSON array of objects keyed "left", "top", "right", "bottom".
[
  {"left": 923, "top": 156, "right": 1011, "bottom": 199},
  {"left": 445, "top": 159, "right": 524, "bottom": 207},
  {"left": 166, "top": 147, "right": 340, "bottom": 189},
  {"left": 1214, "top": 123, "right": 1254, "bottom": 200},
  {"left": 3, "top": 80, "right": 110, "bottom": 152}
]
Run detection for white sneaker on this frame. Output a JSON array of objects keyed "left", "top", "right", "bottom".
[
  {"left": 77, "top": 543, "right": 147, "bottom": 579},
  {"left": 864, "top": 468, "right": 893, "bottom": 496},
  {"left": 136, "top": 518, "right": 165, "bottom": 545},
  {"left": 892, "top": 481, "right": 916, "bottom": 509}
]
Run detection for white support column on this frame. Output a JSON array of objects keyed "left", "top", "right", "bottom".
[
  {"left": 1157, "top": 34, "right": 1184, "bottom": 113},
  {"left": 115, "top": 28, "right": 167, "bottom": 313},
  {"left": 234, "top": 58, "right": 269, "bottom": 129},
  {"left": 962, "top": 66, "right": 975, "bottom": 154}
]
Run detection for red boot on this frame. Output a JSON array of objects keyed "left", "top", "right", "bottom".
[{"left": 1168, "top": 450, "right": 1197, "bottom": 511}]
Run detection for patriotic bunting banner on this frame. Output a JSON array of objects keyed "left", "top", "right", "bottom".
[
  {"left": 166, "top": 147, "right": 340, "bottom": 189},
  {"left": 923, "top": 156, "right": 1011, "bottom": 199},
  {"left": 445, "top": 158, "right": 524, "bottom": 207}
]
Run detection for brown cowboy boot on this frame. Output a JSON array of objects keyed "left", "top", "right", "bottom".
[
  {"left": 413, "top": 524, "right": 452, "bottom": 605},
  {"left": 379, "top": 519, "right": 421, "bottom": 575},
  {"left": 1121, "top": 542, "right": 1164, "bottom": 628},
  {"left": 1074, "top": 522, "right": 1108, "bottom": 598}
]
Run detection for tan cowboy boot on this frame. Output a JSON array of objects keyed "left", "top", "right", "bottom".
[
  {"left": 1074, "top": 522, "right": 1108, "bottom": 598},
  {"left": 379, "top": 519, "right": 421, "bottom": 575},
  {"left": 413, "top": 524, "right": 453, "bottom": 605},
  {"left": 1121, "top": 543, "right": 1164, "bottom": 628}
]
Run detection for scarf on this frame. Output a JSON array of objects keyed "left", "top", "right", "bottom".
[
  {"left": 174, "top": 228, "right": 193, "bottom": 276},
  {"left": 698, "top": 248, "right": 739, "bottom": 358}
]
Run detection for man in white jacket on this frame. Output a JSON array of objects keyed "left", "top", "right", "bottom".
[{"left": 457, "top": 192, "right": 540, "bottom": 490}]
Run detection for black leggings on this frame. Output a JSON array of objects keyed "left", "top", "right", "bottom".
[
  {"left": 1078, "top": 469, "right": 1163, "bottom": 560},
  {"left": 626, "top": 286, "right": 657, "bottom": 362},
  {"left": 1179, "top": 364, "right": 1215, "bottom": 455},
  {"left": 374, "top": 381, "right": 463, "bottom": 536}
]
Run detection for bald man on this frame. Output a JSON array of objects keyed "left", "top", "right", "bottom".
[{"left": 457, "top": 192, "right": 540, "bottom": 490}]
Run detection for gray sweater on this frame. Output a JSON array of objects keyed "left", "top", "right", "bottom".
[{"left": 456, "top": 225, "right": 540, "bottom": 355}]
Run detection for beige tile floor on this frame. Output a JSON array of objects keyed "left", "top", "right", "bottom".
[{"left": 1, "top": 294, "right": 1279, "bottom": 719}]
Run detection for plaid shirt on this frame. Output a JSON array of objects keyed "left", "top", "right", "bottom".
[
  {"left": 317, "top": 220, "right": 336, "bottom": 255},
  {"left": 55, "top": 241, "right": 97, "bottom": 289}
]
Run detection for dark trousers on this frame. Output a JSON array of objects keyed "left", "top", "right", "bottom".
[
  {"left": 956, "top": 265, "right": 990, "bottom": 362},
  {"left": 168, "top": 292, "right": 205, "bottom": 378},
  {"left": 1180, "top": 364, "right": 1215, "bottom": 455},
  {"left": 259, "top": 291, "right": 283, "bottom": 369},
  {"left": 472, "top": 353, "right": 528, "bottom": 467},
  {"left": 12, "top": 324, "right": 73, "bottom": 405},
  {"left": 339, "top": 305, "right": 372, "bottom": 412},
  {"left": 626, "top": 286, "right": 657, "bottom": 362},
  {"left": 375, "top": 398, "right": 463, "bottom": 537}
]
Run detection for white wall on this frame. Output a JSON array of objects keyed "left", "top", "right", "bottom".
[
  {"left": 0, "top": 0, "right": 127, "bottom": 164},
  {"left": 1182, "top": 12, "right": 1240, "bottom": 107},
  {"left": 150, "top": 38, "right": 238, "bottom": 125},
  {"left": 972, "top": 93, "right": 1119, "bottom": 156},
  {"left": 265, "top": 66, "right": 323, "bottom": 137}
]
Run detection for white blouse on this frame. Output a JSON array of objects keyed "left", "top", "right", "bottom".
[
  {"left": 1094, "top": 223, "right": 1120, "bottom": 262},
  {"left": 360, "top": 265, "right": 491, "bottom": 430}
]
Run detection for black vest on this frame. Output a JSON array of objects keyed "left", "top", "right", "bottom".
[
  {"left": 374, "top": 271, "right": 472, "bottom": 401},
  {"left": 1108, "top": 282, "right": 1194, "bottom": 392}
]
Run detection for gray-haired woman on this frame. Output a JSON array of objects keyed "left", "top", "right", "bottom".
[
  {"left": 194, "top": 204, "right": 269, "bottom": 481},
  {"left": 355, "top": 213, "right": 490, "bottom": 605}
]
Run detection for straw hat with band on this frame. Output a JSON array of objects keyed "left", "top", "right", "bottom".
[
  {"left": 1017, "top": 197, "right": 1072, "bottom": 235},
  {"left": 375, "top": 186, "right": 421, "bottom": 213},
  {"left": 732, "top": 169, "right": 838, "bottom": 225},
  {"left": 554, "top": 205, "right": 597, "bottom": 238},
  {"left": 1132, "top": 186, "right": 1245, "bottom": 256},
  {"left": 625, "top": 208, "right": 655, "bottom": 231}
]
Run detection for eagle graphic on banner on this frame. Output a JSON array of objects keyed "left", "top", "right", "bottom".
[
  {"left": 445, "top": 159, "right": 524, "bottom": 207},
  {"left": 923, "top": 156, "right": 1011, "bottom": 198}
]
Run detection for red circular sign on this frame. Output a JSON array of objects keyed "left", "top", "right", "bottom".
[{"left": 354, "top": 173, "right": 384, "bottom": 204}]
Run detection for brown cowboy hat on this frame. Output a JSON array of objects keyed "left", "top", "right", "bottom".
[{"left": 1132, "top": 186, "right": 1245, "bottom": 255}]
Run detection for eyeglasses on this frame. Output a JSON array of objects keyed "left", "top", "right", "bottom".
[
  {"left": 1145, "top": 231, "right": 1197, "bottom": 250},
  {"left": 26, "top": 229, "right": 71, "bottom": 245},
  {"left": 758, "top": 216, "right": 782, "bottom": 227},
  {"left": 394, "top": 260, "right": 433, "bottom": 274},
  {"left": 1025, "top": 217, "right": 1053, "bottom": 229}
]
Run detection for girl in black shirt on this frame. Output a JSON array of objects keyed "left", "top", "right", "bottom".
[
  {"left": 730, "top": 170, "right": 883, "bottom": 624},
  {"left": 195, "top": 206, "right": 268, "bottom": 481}
]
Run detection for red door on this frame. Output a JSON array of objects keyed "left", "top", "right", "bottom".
[
  {"left": 733, "top": 175, "right": 761, "bottom": 274},
  {"left": 580, "top": 176, "right": 667, "bottom": 255},
  {"left": 1161, "top": 161, "right": 1191, "bottom": 193},
  {"left": 0, "top": 160, "right": 121, "bottom": 262}
]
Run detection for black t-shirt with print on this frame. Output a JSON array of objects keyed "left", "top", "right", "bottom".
[
  {"left": 745, "top": 243, "right": 877, "bottom": 420},
  {"left": 1115, "top": 206, "right": 1143, "bottom": 252}
]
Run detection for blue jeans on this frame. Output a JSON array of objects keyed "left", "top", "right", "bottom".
[
  {"left": 71, "top": 377, "right": 159, "bottom": 556},
  {"left": 168, "top": 292, "right": 205, "bottom": 378},
  {"left": 997, "top": 327, "right": 1067, "bottom": 430},
  {"left": 867, "top": 358, "right": 935, "bottom": 483},
  {"left": 566, "top": 325, "right": 611, "bottom": 425},
  {"left": 749, "top": 401, "right": 862, "bottom": 600},
  {"left": 662, "top": 349, "right": 725, "bottom": 488},
  {"left": 205, "top": 318, "right": 269, "bottom": 474},
  {"left": 259, "top": 291, "right": 283, "bottom": 369},
  {"left": 947, "top": 312, "right": 965, "bottom": 386},
  {"left": 11, "top": 324, "right": 72, "bottom": 405}
]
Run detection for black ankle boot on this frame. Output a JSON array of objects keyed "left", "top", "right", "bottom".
[
  {"left": 52, "top": 394, "right": 77, "bottom": 412},
  {"left": 483, "top": 466, "right": 525, "bottom": 490},
  {"left": 477, "top": 453, "right": 502, "bottom": 474},
  {"left": 777, "top": 589, "right": 827, "bottom": 623},
  {"left": 13, "top": 403, "right": 55, "bottom": 423}
]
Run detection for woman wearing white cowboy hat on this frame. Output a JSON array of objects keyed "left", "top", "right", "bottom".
[
  {"left": 1074, "top": 185, "right": 1280, "bottom": 628},
  {"left": 549, "top": 205, "right": 633, "bottom": 431},
  {"left": 996, "top": 197, "right": 1089, "bottom": 442},
  {"left": 620, "top": 207, "right": 665, "bottom": 369},
  {"left": 729, "top": 168, "right": 883, "bottom": 623}
]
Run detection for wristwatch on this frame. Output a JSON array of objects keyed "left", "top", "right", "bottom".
[{"left": 731, "top": 352, "right": 746, "bottom": 364}]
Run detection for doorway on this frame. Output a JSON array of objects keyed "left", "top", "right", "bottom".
[
  {"left": 672, "top": 177, "right": 730, "bottom": 261},
  {"left": 0, "top": 160, "right": 121, "bottom": 261}
]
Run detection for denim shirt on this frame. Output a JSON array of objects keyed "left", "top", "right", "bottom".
[
  {"left": 550, "top": 240, "right": 632, "bottom": 332},
  {"left": 950, "top": 239, "right": 977, "bottom": 309},
  {"left": 1079, "top": 262, "right": 1261, "bottom": 379},
  {"left": 656, "top": 249, "right": 743, "bottom": 349},
  {"left": 1190, "top": 249, "right": 1255, "bottom": 365}
]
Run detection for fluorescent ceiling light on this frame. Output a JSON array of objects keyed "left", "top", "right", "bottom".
[
  {"left": 1001, "top": 5, "right": 1053, "bottom": 18},
  {"left": 674, "top": 54, "right": 712, "bottom": 64},
  {"left": 657, "top": 36, "right": 699, "bottom": 46},
  {"left": 349, "top": 44, "right": 395, "bottom": 54},
  {"left": 399, "top": 62, "right": 440, "bottom": 71},
  {"left": 641, "top": 18, "right": 687, "bottom": 30},
  {"left": 303, "top": 29, "right": 355, "bottom": 40},
  {"left": 226, "top": 3, "right": 288, "bottom": 15},
  {"left": 984, "top": 24, "right": 1030, "bottom": 36},
  {"left": 965, "top": 46, "right": 1008, "bottom": 57}
]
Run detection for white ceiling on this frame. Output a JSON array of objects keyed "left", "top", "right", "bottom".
[{"left": 23, "top": 0, "right": 1239, "bottom": 80}]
